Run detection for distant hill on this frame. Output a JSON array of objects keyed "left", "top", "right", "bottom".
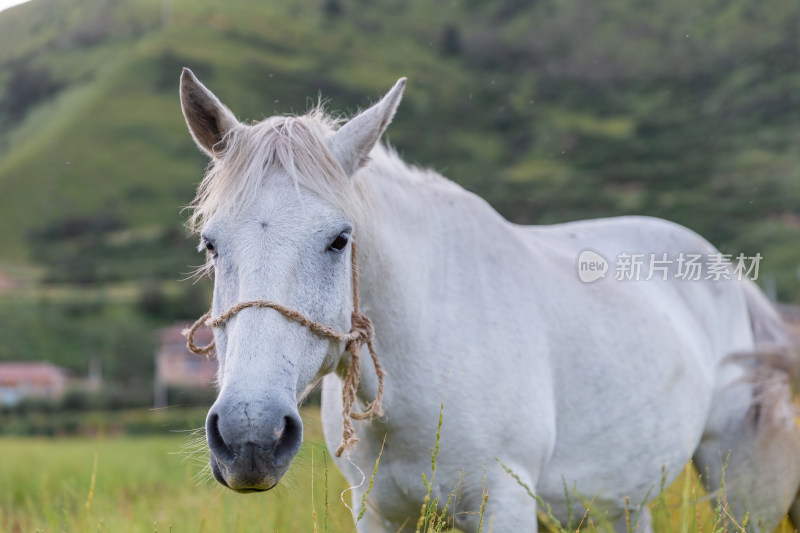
[{"left": 1, "top": 0, "right": 799, "bottom": 299}]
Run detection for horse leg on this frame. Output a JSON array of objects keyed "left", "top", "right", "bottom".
[
  {"left": 693, "top": 379, "right": 800, "bottom": 532},
  {"left": 452, "top": 463, "right": 540, "bottom": 533},
  {"left": 354, "top": 505, "right": 410, "bottom": 533},
  {"left": 611, "top": 507, "right": 654, "bottom": 533}
]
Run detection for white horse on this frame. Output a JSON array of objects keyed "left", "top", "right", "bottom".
[{"left": 178, "top": 69, "right": 800, "bottom": 532}]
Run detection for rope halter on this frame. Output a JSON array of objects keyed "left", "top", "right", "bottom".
[{"left": 182, "top": 241, "right": 386, "bottom": 457}]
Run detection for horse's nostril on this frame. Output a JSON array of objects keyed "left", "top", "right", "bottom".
[
  {"left": 272, "top": 414, "right": 302, "bottom": 466},
  {"left": 206, "top": 412, "right": 236, "bottom": 465}
]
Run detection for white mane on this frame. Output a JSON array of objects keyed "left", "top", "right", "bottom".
[{"left": 187, "top": 108, "right": 373, "bottom": 233}]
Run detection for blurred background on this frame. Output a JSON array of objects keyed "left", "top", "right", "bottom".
[
  {"left": 0, "top": 0, "right": 799, "bottom": 444},
  {"left": 2, "top": 0, "right": 800, "bottom": 530}
]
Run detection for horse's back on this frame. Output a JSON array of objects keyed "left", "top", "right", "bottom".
[
  {"left": 517, "top": 215, "right": 753, "bottom": 358},
  {"left": 521, "top": 215, "right": 712, "bottom": 265}
]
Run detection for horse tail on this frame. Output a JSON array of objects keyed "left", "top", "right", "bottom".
[
  {"left": 743, "top": 279, "right": 793, "bottom": 347},
  {"left": 740, "top": 278, "right": 799, "bottom": 403}
]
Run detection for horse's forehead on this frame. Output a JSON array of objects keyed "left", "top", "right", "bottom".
[
  {"left": 248, "top": 174, "right": 303, "bottom": 216},
  {"left": 255, "top": 175, "right": 343, "bottom": 223},
  {"left": 208, "top": 175, "right": 342, "bottom": 238}
]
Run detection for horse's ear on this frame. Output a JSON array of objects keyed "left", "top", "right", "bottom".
[
  {"left": 180, "top": 68, "right": 239, "bottom": 158},
  {"left": 328, "top": 78, "right": 406, "bottom": 176}
]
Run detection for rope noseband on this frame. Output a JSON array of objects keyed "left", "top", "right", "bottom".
[{"left": 182, "top": 242, "right": 385, "bottom": 457}]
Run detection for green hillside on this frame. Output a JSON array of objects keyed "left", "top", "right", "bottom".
[{"left": 1, "top": 0, "right": 799, "bottom": 391}]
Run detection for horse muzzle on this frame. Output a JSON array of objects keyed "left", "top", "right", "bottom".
[{"left": 205, "top": 400, "right": 303, "bottom": 492}]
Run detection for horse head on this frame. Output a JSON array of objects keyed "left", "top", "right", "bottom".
[{"left": 179, "top": 68, "right": 404, "bottom": 491}]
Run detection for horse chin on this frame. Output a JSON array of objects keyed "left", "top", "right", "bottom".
[{"left": 208, "top": 452, "right": 282, "bottom": 493}]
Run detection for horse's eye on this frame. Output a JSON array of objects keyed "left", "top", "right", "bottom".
[
  {"left": 205, "top": 241, "right": 216, "bottom": 256},
  {"left": 328, "top": 233, "right": 350, "bottom": 253}
]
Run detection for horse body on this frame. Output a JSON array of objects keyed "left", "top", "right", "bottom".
[
  {"left": 177, "top": 71, "right": 800, "bottom": 531},
  {"left": 321, "top": 152, "right": 759, "bottom": 530},
  {"left": 532, "top": 218, "right": 751, "bottom": 505}
]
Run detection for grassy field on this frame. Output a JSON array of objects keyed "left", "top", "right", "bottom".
[
  {"left": 0, "top": 408, "right": 356, "bottom": 532},
  {"left": 2, "top": 407, "right": 797, "bottom": 533}
]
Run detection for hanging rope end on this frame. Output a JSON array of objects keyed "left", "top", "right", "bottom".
[{"left": 335, "top": 434, "right": 360, "bottom": 458}]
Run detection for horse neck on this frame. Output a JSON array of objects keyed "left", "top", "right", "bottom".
[
  {"left": 355, "top": 168, "right": 430, "bottom": 322},
  {"left": 351, "top": 150, "right": 511, "bottom": 376}
]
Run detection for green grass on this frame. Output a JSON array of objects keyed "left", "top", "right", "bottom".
[
  {"left": 0, "top": 408, "right": 355, "bottom": 532},
  {"left": 1, "top": 405, "right": 797, "bottom": 532}
]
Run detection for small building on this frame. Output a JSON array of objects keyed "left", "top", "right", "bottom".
[
  {"left": 154, "top": 323, "right": 217, "bottom": 407},
  {"left": 0, "top": 362, "right": 70, "bottom": 406}
]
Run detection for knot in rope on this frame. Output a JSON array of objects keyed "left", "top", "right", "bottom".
[
  {"left": 182, "top": 242, "right": 385, "bottom": 457},
  {"left": 346, "top": 311, "right": 374, "bottom": 351}
]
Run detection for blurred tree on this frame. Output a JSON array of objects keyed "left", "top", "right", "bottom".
[
  {"left": 138, "top": 280, "right": 169, "bottom": 318},
  {"left": 1, "top": 63, "right": 63, "bottom": 123},
  {"left": 440, "top": 24, "right": 462, "bottom": 56},
  {"left": 323, "top": 0, "right": 343, "bottom": 18}
]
